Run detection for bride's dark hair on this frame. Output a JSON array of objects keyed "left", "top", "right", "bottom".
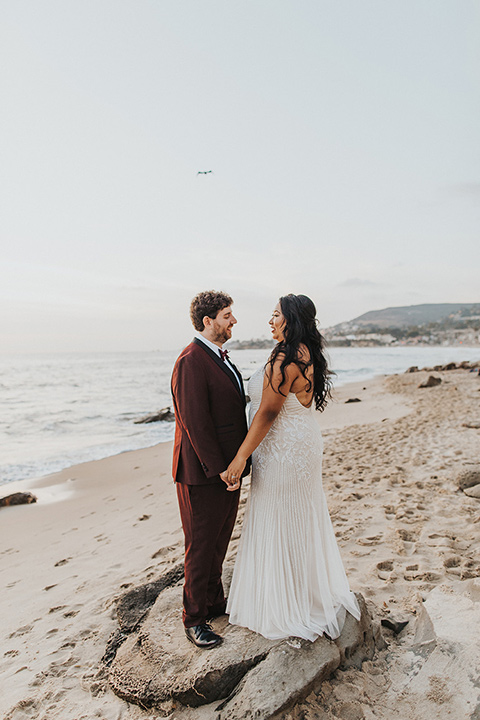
[{"left": 266, "top": 294, "right": 333, "bottom": 411}]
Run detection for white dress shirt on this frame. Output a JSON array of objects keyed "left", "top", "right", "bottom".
[{"left": 195, "top": 333, "right": 243, "bottom": 392}]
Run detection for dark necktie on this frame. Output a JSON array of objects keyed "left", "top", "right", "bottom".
[{"left": 220, "top": 349, "right": 229, "bottom": 362}]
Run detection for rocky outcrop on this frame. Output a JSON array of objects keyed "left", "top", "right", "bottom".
[
  {"left": 105, "top": 565, "right": 379, "bottom": 719},
  {"left": 418, "top": 375, "right": 441, "bottom": 388},
  {"left": 407, "top": 583, "right": 480, "bottom": 717},
  {"left": 134, "top": 407, "right": 175, "bottom": 424},
  {"left": 455, "top": 467, "right": 480, "bottom": 491},
  {"left": 116, "top": 563, "right": 184, "bottom": 633},
  {"left": 463, "top": 484, "right": 480, "bottom": 498},
  {"left": 0, "top": 491, "right": 37, "bottom": 507},
  {"left": 405, "top": 361, "right": 480, "bottom": 373}
]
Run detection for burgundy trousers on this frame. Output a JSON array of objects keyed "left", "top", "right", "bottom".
[{"left": 176, "top": 481, "right": 240, "bottom": 628}]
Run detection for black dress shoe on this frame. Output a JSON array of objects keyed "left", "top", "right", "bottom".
[{"left": 185, "top": 623, "right": 223, "bottom": 648}]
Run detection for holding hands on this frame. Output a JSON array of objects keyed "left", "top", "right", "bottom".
[{"left": 220, "top": 454, "right": 247, "bottom": 491}]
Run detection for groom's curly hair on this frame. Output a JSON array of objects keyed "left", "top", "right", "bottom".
[{"left": 190, "top": 290, "right": 233, "bottom": 332}]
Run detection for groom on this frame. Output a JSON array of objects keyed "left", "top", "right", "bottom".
[{"left": 171, "top": 290, "right": 250, "bottom": 648}]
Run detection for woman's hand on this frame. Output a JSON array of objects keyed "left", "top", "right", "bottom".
[{"left": 220, "top": 454, "right": 247, "bottom": 491}]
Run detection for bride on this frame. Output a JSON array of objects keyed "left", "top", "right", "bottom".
[{"left": 221, "top": 294, "right": 360, "bottom": 641}]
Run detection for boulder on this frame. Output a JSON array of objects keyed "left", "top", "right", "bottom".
[
  {"left": 134, "top": 407, "right": 175, "bottom": 424},
  {"left": 455, "top": 467, "right": 480, "bottom": 490},
  {"left": 345, "top": 398, "right": 361, "bottom": 404},
  {"left": 407, "top": 584, "right": 480, "bottom": 717},
  {"left": 463, "top": 485, "right": 480, "bottom": 499},
  {"left": 115, "top": 562, "right": 184, "bottom": 633},
  {"left": 418, "top": 376, "right": 441, "bottom": 388},
  {"left": 405, "top": 366, "right": 419, "bottom": 373},
  {"left": 0, "top": 491, "right": 37, "bottom": 507},
  {"left": 107, "top": 570, "right": 377, "bottom": 719}
]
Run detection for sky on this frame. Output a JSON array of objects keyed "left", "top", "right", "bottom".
[{"left": 1, "top": 0, "right": 479, "bottom": 353}]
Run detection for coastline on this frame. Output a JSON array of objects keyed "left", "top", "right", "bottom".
[
  {"left": 1, "top": 369, "right": 480, "bottom": 718},
  {"left": 2, "top": 344, "right": 479, "bottom": 490}
]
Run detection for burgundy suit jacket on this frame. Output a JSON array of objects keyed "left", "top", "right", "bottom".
[{"left": 171, "top": 339, "right": 250, "bottom": 485}]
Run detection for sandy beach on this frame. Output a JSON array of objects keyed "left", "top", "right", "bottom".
[{"left": 1, "top": 367, "right": 480, "bottom": 720}]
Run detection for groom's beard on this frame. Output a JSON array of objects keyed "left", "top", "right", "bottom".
[{"left": 212, "top": 323, "right": 231, "bottom": 345}]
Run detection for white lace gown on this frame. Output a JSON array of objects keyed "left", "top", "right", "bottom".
[{"left": 227, "top": 368, "right": 361, "bottom": 641}]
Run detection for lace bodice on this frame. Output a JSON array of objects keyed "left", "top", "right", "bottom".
[{"left": 248, "top": 366, "right": 323, "bottom": 476}]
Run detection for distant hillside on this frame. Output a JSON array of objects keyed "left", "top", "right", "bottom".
[
  {"left": 337, "top": 303, "right": 480, "bottom": 330},
  {"left": 228, "top": 337, "right": 275, "bottom": 350},
  {"left": 325, "top": 303, "right": 480, "bottom": 347}
]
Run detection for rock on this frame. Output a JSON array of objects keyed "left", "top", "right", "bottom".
[
  {"left": 345, "top": 398, "right": 362, "bottom": 404},
  {"left": 462, "top": 421, "right": 480, "bottom": 429},
  {"left": 134, "top": 407, "right": 175, "bottom": 424},
  {"left": 463, "top": 485, "right": 480, "bottom": 498},
  {"left": 405, "top": 366, "right": 419, "bottom": 373},
  {"left": 408, "top": 585, "right": 480, "bottom": 717},
  {"left": 0, "top": 492, "right": 37, "bottom": 507},
  {"left": 418, "top": 376, "right": 441, "bottom": 388},
  {"left": 334, "top": 595, "right": 375, "bottom": 670},
  {"left": 455, "top": 467, "right": 480, "bottom": 490},
  {"left": 216, "top": 636, "right": 340, "bottom": 720},
  {"left": 107, "top": 571, "right": 377, "bottom": 718},
  {"left": 115, "top": 563, "right": 184, "bottom": 633},
  {"left": 443, "top": 362, "right": 457, "bottom": 370},
  {"left": 380, "top": 618, "right": 408, "bottom": 635}
]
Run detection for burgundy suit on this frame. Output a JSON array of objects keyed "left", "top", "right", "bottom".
[{"left": 171, "top": 338, "right": 249, "bottom": 627}]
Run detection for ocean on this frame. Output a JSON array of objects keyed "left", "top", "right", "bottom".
[{"left": 1, "top": 345, "right": 479, "bottom": 487}]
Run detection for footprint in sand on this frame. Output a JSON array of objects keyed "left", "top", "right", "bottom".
[
  {"left": 444, "top": 556, "right": 461, "bottom": 569},
  {"left": 376, "top": 560, "right": 395, "bottom": 581},
  {"left": 49, "top": 605, "right": 67, "bottom": 614},
  {"left": 357, "top": 535, "right": 382, "bottom": 546},
  {"left": 1, "top": 548, "right": 19, "bottom": 555},
  {"left": 443, "top": 555, "right": 480, "bottom": 578},
  {"left": 63, "top": 610, "right": 80, "bottom": 618},
  {"left": 426, "top": 533, "right": 454, "bottom": 548},
  {"left": 403, "top": 564, "right": 442, "bottom": 582},
  {"left": 397, "top": 529, "right": 416, "bottom": 541},
  {"left": 8, "top": 623, "right": 34, "bottom": 639}
]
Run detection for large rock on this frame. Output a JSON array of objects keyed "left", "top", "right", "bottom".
[
  {"left": 407, "top": 583, "right": 480, "bottom": 717},
  {"left": 115, "top": 563, "right": 184, "bottom": 633},
  {"left": 456, "top": 467, "right": 480, "bottom": 490},
  {"left": 107, "top": 567, "right": 377, "bottom": 719},
  {"left": 418, "top": 375, "right": 441, "bottom": 388},
  {"left": 463, "top": 484, "right": 480, "bottom": 499},
  {"left": 134, "top": 407, "right": 175, "bottom": 424},
  {"left": 0, "top": 491, "right": 37, "bottom": 507}
]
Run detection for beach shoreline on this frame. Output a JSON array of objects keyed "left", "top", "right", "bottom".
[{"left": 1, "top": 368, "right": 480, "bottom": 719}]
